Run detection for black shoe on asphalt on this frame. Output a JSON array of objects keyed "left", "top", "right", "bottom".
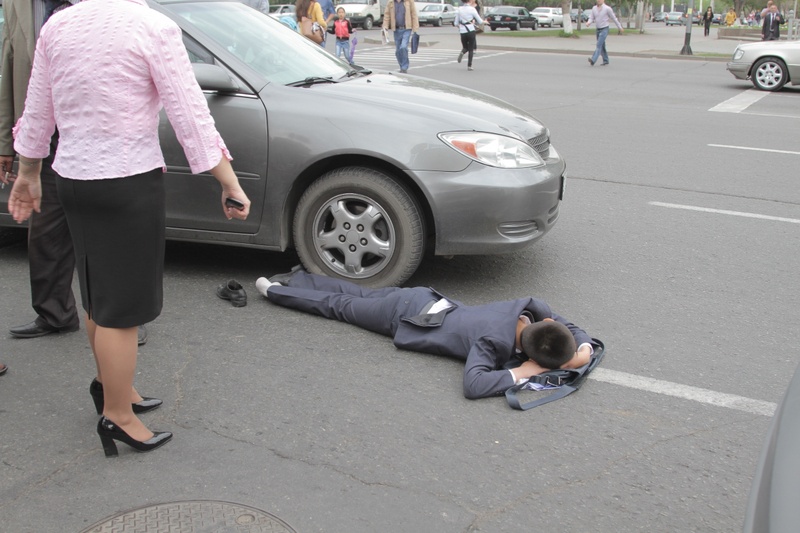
[
  {"left": 216, "top": 280, "right": 247, "bottom": 307},
  {"left": 269, "top": 264, "right": 306, "bottom": 286},
  {"left": 10, "top": 319, "right": 79, "bottom": 338},
  {"left": 588, "top": 57, "right": 594, "bottom": 66}
]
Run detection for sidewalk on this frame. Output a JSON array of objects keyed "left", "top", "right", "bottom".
[{"left": 372, "top": 23, "right": 749, "bottom": 62}]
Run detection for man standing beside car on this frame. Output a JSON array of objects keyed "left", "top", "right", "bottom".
[
  {"left": 761, "top": 4, "right": 783, "bottom": 41},
  {"left": 585, "top": 0, "right": 623, "bottom": 67},
  {"left": 0, "top": 0, "right": 150, "bottom": 344},
  {"left": 383, "top": 0, "right": 419, "bottom": 73},
  {"left": 0, "top": 0, "right": 84, "bottom": 340}
]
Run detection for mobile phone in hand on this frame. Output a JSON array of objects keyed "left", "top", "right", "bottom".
[{"left": 225, "top": 197, "right": 245, "bottom": 210}]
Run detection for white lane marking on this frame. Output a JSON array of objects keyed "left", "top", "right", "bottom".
[
  {"left": 592, "top": 368, "right": 777, "bottom": 417},
  {"left": 709, "top": 89, "right": 769, "bottom": 113},
  {"left": 708, "top": 144, "right": 800, "bottom": 156},
  {"left": 649, "top": 202, "right": 800, "bottom": 225}
]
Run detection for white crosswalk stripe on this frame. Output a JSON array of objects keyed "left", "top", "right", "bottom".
[{"left": 352, "top": 47, "right": 511, "bottom": 71}]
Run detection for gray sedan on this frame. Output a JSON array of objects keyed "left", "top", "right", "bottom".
[
  {"left": 727, "top": 40, "right": 800, "bottom": 91},
  {"left": 0, "top": 0, "right": 566, "bottom": 287},
  {"left": 418, "top": 4, "right": 457, "bottom": 27}
]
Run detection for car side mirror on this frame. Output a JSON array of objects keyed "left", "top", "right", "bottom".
[{"left": 193, "top": 63, "right": 240, "bottom": 93}]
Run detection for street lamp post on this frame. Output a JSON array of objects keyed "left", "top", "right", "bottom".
[{"left": 680, "top": 0, "right": 695, "bottom": 54}]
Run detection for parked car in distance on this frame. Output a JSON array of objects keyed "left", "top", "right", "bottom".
[
  {"left": 486, "top": 5, "right": 537, "bottom": 30},
  {"left": 652, "top": 11, "right": 666, "bottom": 22},
  {"left": 727, "top": 40, "right": 800, "bottom": 91},
  {"left": 680, "top": 11, "right": 701, "bottom": 25},
  {"left": 0, "top": 0, "right": 566, "bottom": 288},
  {"left": 712, "top": 13, "right": 722, "bottom": 23},
  {"left": 418, "top": 3, "right": 457, "bottom": 26},
  {"left": 268, "top": 3, "right": 294, "bottom": 18},
  {"left": 570, "top": 8, "right": 588, "bottom": 22},
  {"left": 665, "top": 11, "right": 683, "bottom": 25},
  {"left": 531, "top": 6, "right": 563, "bottom": 27}
]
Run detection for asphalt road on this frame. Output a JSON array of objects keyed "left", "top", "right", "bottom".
[{"left": 2, "top": 45, "right": 799, "bottom": 532}]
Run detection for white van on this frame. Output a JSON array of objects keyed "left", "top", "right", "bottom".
[{"left": 335, "top": 0, "right": 388, "bottom": 29}]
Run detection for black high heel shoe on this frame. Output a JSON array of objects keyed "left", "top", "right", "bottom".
[
  {"left": 89, "top": 379, "right": 163, "bottom": 415},
  {"left": 97, "top": 416, "right": 173, "bottom": 457}
]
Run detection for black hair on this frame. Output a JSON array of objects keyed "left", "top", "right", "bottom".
[{"left": 519, "top": 321, "right": 576, "bottom": 369}]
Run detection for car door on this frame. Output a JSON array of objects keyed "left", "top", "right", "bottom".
[
  {"left": 158, "top": 34, "right": 267, "bottom": 235},
  {"left": 521, "top": 8, "right": 533, "bottom": 28}
]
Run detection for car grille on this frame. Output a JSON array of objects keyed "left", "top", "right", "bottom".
[{"left": 527, "top": 131, "right": 551, "bottom": 159}]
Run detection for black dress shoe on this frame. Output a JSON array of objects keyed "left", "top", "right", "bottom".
[
  {"left": 9, "top": 319, "right": 79, "bottom": 338},
  {"left": 90, "top": 379, "right": 163, "bottom": 415},
  {"left": 97, "top": 416, "right": 173, "bottom": 457},
  {"left": 216, "top": 279, "right": 247, "bottom": 307},
  {"left": 269, "top": 264, "right": 306, "bottom": 286}
]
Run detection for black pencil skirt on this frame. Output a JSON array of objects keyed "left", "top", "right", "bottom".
[{"left": 56, "top": 169, "right": 165, "bottom": 328}]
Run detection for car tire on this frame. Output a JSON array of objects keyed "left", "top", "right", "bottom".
[
  {"left": 513, "top": 21, "right": 520, "bottom": 30},
  {"left": 490, "top": 25, "right": 497, "bottom": 31},
  {"left": 294, "top": 167, "right": 425, "bottom": 288},
  {"left": 434, "top": 17, "right": 441, "bottom": 26},
  {"left": 363, "top": 15, "right": 373, "bottom": 30},
  {"left": 751, "top": 57, "right": 789, "bottom": 91}
]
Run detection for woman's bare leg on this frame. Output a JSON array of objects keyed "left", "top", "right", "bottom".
[
  {"left": 88, "top": 315, "right": 144, "bottom": 403},
  {"left": 93, "top": 323, "right": 153, "bottom": 441}
]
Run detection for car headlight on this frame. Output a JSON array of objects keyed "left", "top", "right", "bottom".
[
  {"left": 733, "top": 47, "right": 744, "bottom": 61},
  {"left": 438, "top": 132, "right": 546, "bottom": 169}
]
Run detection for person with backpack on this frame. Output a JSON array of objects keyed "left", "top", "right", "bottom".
[
  {"left": 333, "top": 7, "right": 356, "bottom": 64},
  {"left": 454, "top": 0, "right": 483, "bottom": 71},
  {"left": 255, "top": 269, "right": 594, "bottom": 400}
]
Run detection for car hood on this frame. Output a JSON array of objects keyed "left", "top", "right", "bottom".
[
  {"left": 737, "top": 40, "right": 800, "bottom": 52},
  {"left": 307, "top": 72, "right": 547, "bottom": 141}
]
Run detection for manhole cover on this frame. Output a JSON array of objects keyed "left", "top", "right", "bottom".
[{"left": 80, "top": 500, "right": 297, "bottom": 533}]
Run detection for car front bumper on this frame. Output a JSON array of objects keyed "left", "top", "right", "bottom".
[
  {"left": 415, "top": 156, "right": 566, "bottom": 256},
  {"left": 727, "top": 61, "right": 751, "bottom": 80}
]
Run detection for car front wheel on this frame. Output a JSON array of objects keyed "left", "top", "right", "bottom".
[
  {"left": 751, "top": 57, "right": 788, "bottom": 91},
  {"left": 363, "top": 15, "right": 373, "bottom": 30},
  {"left": 294, "top": 167, "right": 425, "bottom": 288},
  {"left": 434, "top": 17, "right": 442, "bottom": 26},
  {"left": 513, "top": 21, "right": 520, "bottom": 30}
]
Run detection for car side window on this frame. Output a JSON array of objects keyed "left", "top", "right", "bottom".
[{"left": 183, "top": 34, "right": 215, "bottom": 65}]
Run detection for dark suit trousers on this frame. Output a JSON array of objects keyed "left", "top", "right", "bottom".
[
  {"left": 267, "top": 271, "right": 435, "bottom": 338},
  {"left": 27, "top": 134, "right": 78, "bottom": 329}
]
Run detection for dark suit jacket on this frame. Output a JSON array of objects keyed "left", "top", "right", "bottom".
[
  {"left": 0, "top": 0, "right": 36, "bottom": 156},
  {"left": 394, "top": 295, "right": 591, "bottom": 399},
  {"left": 762, "top": 12, "right": 783, "bottom": 40}
]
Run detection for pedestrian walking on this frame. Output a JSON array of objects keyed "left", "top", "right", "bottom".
[
  {"left": 701, "top": 7, "right": 714, "bottom": 36},
  {"left": 383, "top": 0, "right": 419, "bottom": 73},
  {"left": 454, "top": 0, "right": 483, "bottom": 71},
  {"left": 585, "top": 0, "right": 623, "bottom": 67}
]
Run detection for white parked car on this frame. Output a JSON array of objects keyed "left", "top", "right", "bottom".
[{"left": 531, "top": 6, "right": 563, "bottom": 27}]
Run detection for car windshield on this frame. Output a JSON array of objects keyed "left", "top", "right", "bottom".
[
  {"left": 166, "top": 2, "right": 350, "bottom": 86},
  {"left": 421, "top": 5, "right": 443, "bottom": 11},
  {"left": 269, "top": 4, "right": 293, "bottom": 12},
  {"left": 489, "top": 7, "right": 516, "bottom": 14}
]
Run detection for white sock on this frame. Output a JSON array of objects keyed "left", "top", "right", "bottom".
[{"left": 255, "top": 277, "right": 280, "bottom": 297}]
